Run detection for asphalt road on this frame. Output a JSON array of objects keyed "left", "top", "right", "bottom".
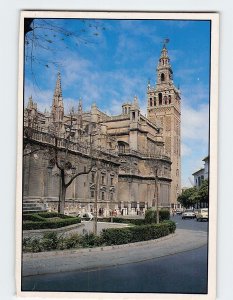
[
  {"left": 22, "top": 215, "right": 208, "bottom": 294},
  {"left": 22, "top": 245, "right": 208, "bottom": 294},
  {"left": 171, "top": 214, "right": 208, "bottom": 232}
]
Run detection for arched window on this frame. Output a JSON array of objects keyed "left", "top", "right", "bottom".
[
  {"left": 164, "top": 96, "right": 167, "bottom": 105},
  {"left": 168, "top": 95, "right": 171, "bottom": 104},
  {"left": 161, "top": 73, "right": 165, "bottom": 81},
  {"left": 159, "top": 93, "right": 162, "bottom": 105},
  {"left": 154, "top": 97, "right": 156, "bottom": 106},
  {"left": 118, "top": 143, "right": 125, "bottom": 153},
  {"left": 150, "top": 98, "right": 153, "bottom": 106}
]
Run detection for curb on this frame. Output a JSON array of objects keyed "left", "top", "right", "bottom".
[{"left": 23, "top": 232, "right": 177, "bottom": 259}]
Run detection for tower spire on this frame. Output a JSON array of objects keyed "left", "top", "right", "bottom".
[
  {"left": 54, "top": 71, "right": 62, "bottom": 99},
  {"left": 51, "top": 71, "right": 64, "bottom": 123}
]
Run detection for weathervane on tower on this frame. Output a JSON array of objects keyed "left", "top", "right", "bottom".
[{"left": 162, "top": 38, "right": 170, "bottom": 47}]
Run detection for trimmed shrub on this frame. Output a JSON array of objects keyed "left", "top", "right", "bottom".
[
  {"left": 145, "top": 209, "right": 170, "bottom": 224},
  {"left": 101, "top": 228, "right": 132, "bottom": 245},
  {"left": 81, "top": 233, "right": 102, "bottom": 248},
  {"left": 101, "top": 221, "right": 175, "bottom": 246},
  {"left": 162, "top": 220, "right": 176, "bottom": 233},
  {"left": 37, "top": 212, "right": 76, "bottom": 219},
  {"left": 23, "top": 214, "right": 45, "bottom": 222},
  {"left": 23, "top": 216, "right": 81, "bottom": 230},
  {"left": 97, "top": 217, "right": 145, "bottom": 226},
  {"left": 145, "top": 209, "right": 155, "bottom": 224},
  {"left": 97, "top": 211, "right": 170, "bottom": 226}
]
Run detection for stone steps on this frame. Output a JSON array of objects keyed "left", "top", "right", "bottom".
[{"left": 23, "top": 198, "right": 48, "bottom": 213}]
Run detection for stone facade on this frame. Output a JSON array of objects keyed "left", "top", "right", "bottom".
[
  {"left": 147, "top": 44, "right": 181, "bottom": 208},
  {"left": 23, "top": 44, "right": 181, "bottom": 216}
]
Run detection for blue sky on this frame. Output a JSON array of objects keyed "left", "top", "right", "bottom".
[{"left": 24, "top": 18, "right": 211, "bottom": 187}]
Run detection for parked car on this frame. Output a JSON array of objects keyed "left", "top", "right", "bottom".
[
  {"left": 194, "top": 209, "right": 199, "bottom": 217},
  {"left": 78, "top": 212, "right": 94, "bottom": 221},
  {"left": 182, "top": 209, "right": 195, "bottom": 219},
  {"left": 176, "top": 209, "right": 183, "bottom": 215},
  {"left": 196, "top": 208, "right": 208, "bottom": 222}
]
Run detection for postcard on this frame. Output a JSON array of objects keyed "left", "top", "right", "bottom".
[{"left": 16, "top": 11, "right": 219, "bottom": 300}]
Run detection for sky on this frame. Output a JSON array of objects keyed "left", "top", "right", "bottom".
[{"left": 24, "top": 18, "right": 211, "bottom": 187}]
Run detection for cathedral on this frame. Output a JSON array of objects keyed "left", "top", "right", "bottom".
[{"left": 23, "top": 44, "right": 181, "bottom": 216}]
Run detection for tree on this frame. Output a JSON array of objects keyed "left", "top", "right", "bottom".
[
  {"left": 177, "top": 187, "right": 199, "bottom": 208},
  {"left": 47, "top": 111, "right": 95, "bottom": 214},
  {"left": 197, "top": 179, "right": 209, "bottom": 207}
]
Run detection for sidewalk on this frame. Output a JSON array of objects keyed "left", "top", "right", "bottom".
[{"left": 22, "top": 227, "right": 207, "bottom": 277}]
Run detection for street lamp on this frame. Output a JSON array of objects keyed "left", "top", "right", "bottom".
[{"left": 154, "top": 167, "right": 160, "bottom": 224}]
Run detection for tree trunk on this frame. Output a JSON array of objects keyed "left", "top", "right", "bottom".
[
  {"left": 59, "top": 184, "right": 66, "bottom": 215},
  {"left": 58, "top": 170, "right": 66, "bottom": 215}
]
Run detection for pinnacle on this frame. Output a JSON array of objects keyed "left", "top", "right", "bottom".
[{"left": 54, "top": 72, "right": 62, "bottom": 98}]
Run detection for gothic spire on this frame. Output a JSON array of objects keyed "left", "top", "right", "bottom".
[
  {"left": 54, "top": 71, "right": 62, "bottom": 99},
  {"left": 52, "top": 71, "right": 64, "bottom": 123},
  {"left": 78, "top": 98, "right": 83, "bottom": 113}
]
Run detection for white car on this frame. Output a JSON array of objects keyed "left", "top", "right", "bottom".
[
  {"left": 196, "top": 208, "right": 208, "bottom": 222},
  {"left": 182, "top": 209, "right": 195, "bottom": 219}
]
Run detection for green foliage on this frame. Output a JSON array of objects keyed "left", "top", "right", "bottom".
[
  {"left": 23, "top": 212, "right": 81, "bottom": 230},
  {"left": 144, "top": 209, "right": 155, "bottom": 223},
  {"left": 177, "top": 187, "right": 198, "bottom": 208},
  {"left": 80, "top": 233, "right": 102, "bottom": 248},
  {"left": 198, "top": 180, "right": 209, "bottom": 204},
  {"left": 40, "top": 232, "right": 60, "bottom": 251},
  {"left": 22, "top": 219, "right": 176, "bottom": 253},
  {"left": 111, "top": 218, "right": 145, "bottom": 226},
  {"left": 177, "top": 180, "right": 209, "bottom": 208},
  {"left": 29, "top": 238, "right": 42, "bottom": 252},
  {"left": 37, "top": 212, "right": 71, "bottom": 219},
  {"left": 101, "top": 228, "right": 132, "bottom": 245},
  {"left": 64, "top": 234, "right": 82, "bottom": 249},
  {"left": 144, "top": 209, "right": 170, "bottom": 224},
  {"left": 101, "top": 221, "right": 175, "bottom": 246},
  {"left": 98, "top": 211, "right": 169, "bottom": 226},
  {"left": 162, "top": 220, "right": 176, "bottom": 233}
]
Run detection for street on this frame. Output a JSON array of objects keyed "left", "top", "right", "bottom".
[{"left": 22, "top": 215, "right": 208, "bottom": 294}]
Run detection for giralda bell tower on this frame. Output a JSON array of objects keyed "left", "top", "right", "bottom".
[{"left": 147, "top": 42, "right": 181, "bottom": 209}]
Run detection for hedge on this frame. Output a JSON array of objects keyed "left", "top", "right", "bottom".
[
  {"left": 97, "top": 210, "right": 170, "bottom": 226},
  {"left": 23, "top": 212, "right": 81, "bottom": 230},
  {"left": 97, "top": 217, "right": 145, "bottom": 226},
  {"left": 23, "top": 212, "right": 74, "bottom": 222},
  {"left": 162, "top": 220, "right": 176, "bottom": 234},
  {"left": 101, "top": 221, "right": 176, "bottom": 246},
  {"left": 145, "top": 209, "right": 170, "bottom": 224}
]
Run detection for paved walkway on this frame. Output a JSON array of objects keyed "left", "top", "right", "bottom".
[{"left": 22, "top": 226, "right": 207, "bottom": 277}]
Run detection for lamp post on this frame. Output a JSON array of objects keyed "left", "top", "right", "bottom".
[
  {"left": 94, "top": 166, "right": 99, "bottom": 235},
  {"left": 154, "top": 167, "right": 160, "bottom": 224},
  {"left": 89, "top": 123, "right": 99, "bottom": 235}
]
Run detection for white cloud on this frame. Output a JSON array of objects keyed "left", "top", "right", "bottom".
[
  {"left": 181, "top": 143, "right": 192, "bottom": 157},
  {"left": 24, "top": 81, "right": 53, "bottom": 112},
  {"left": 181, "top": 102, "right": 209, "bottom": 143}
]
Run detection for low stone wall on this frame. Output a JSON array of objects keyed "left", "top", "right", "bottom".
[{"left": 23, "top": 223, "right": 85, "bottom": 239}]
